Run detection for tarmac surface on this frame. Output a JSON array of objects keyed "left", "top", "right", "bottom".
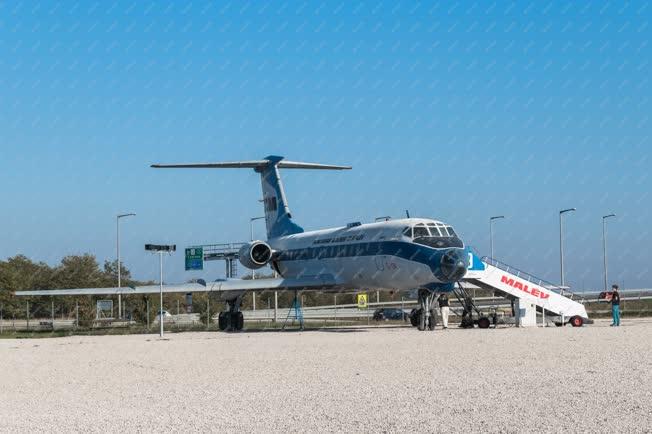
[{"left": 1, "top": 318, "right": 651, "bottom": 433}]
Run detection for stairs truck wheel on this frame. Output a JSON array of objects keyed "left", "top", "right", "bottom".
[
  {"left": 218, "top": 312, "right": 227, "bottom": 331},
  {"left": 570, "top": 316, "right": 584, "bottom": 327},
  {"left": 477, "top": 317, "right": 491, "bottom": 329},
  {"left": 235, "top": 312, "right": 244, "bottom": 331}
]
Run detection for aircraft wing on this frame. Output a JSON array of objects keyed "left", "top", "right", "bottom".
[{"left": 14, "top": 275, "right": 341, "bottom": 297}]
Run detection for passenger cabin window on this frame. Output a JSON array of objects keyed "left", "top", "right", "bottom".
[{"left": 413, "top": 224, "right": 429, "bottom": 238}]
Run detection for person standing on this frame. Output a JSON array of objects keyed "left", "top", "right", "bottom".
[
  {"left": 438, "top": 294, "right": 450, "bottom": 329},
  {"left": 611, "top": 284, "right": 621, "bottom": 327}
]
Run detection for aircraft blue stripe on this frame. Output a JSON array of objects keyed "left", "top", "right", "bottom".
[{"left": 277, "top": 241, "right": 450, "bottom": 271}]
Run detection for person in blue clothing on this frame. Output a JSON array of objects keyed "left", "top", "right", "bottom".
[{"left": 610, "top": 284, "right": 621, "bottom": 327}]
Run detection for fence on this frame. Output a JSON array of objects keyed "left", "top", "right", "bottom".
[{"left": 2, "top": 292, "right": 651, "bottom": 335}]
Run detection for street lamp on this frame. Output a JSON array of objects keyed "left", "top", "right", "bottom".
[
  {"left": 145, "top": 244, "right": 176, "bottom": 338},
  {"left": 602, "top": 214, "right": 616, "bottom": 292},
  {"left": 489, "top": 216, "right": 505, "bottom": 259},
  {"left": 117, "top": 213, "right": 136, "bottom": 319},
  {"left": 559, "top": 208, "right": 576, "bottom": 289}
]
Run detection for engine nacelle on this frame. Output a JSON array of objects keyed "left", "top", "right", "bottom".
[{"left": 238, "top": 241, "right": 273, "bottom": 270}]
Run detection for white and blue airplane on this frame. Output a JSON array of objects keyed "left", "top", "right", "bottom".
[
  {"left": 15, "top": 156, "right": 469, "bottom": 332},
  {"left": 150, "top": 155, "right": 469, "bottom": 331}
]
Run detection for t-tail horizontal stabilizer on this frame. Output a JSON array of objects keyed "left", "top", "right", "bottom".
[{"left": 151, "top": 155, "right": 351, "bottom": 239}]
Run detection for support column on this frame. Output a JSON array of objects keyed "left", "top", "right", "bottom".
[
  {"left": 273, "top": 291, "right": 278, "bottom": 323},
  {"left": 206, "top": 297, "right": 210, "bottom": 330}
]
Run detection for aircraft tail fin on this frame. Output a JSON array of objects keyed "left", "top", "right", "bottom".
[{"left": 151, "top": 155, "right": 351, "bottom": 239}]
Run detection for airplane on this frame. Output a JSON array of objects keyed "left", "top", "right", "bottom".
[
  {"left": 16, "top": 156, "right": 469, "bottom": 332},
  {"left": 149, "top": 155, "right": 468, "bottom": 331}
]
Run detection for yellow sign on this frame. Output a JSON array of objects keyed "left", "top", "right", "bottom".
[{"left": 357, "top": 293, "right": 368, "bottom": 309}]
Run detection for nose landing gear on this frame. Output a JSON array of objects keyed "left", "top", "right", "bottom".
[{"left": 410, "top": 289, "right": 438, "bottom": 331}]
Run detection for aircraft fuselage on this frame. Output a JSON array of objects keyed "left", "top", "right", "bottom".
[{"left": 268, "top": 217, "right": 468, "bottom": 292}]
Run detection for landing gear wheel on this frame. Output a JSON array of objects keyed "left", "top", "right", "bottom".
[
  {"left": 477, "top": 317, "right": 491, "bottom": 329},
  {"left": 410, "top": 309, "right": 420, "bottom": 327},
  {"left": 418, "top": 310, "right": 426, "bottom": 331},
  {"left": 428, "top": 309, "right": 437, "bottom": 331},
  {"left": 570, "top": 316, "right": 584, "bottom": 327},
  {"left": 235, "top": 312, "right": 244, "bottom": 331},
  {"left": 218, "top": 312, "right": 228, "bottom": 331}
]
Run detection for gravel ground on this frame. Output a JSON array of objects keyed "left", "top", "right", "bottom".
[{"left": 1, "top": 318, "right": 651, "bottom": 433}]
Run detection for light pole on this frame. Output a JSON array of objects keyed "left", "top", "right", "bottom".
[
  {"left": 117, "top": 213, "right": 136, "bottom": 319},
  {"left": 145, "top": 244, "right": 176, "bottom": 338},
  {"left": 602, "top": 214, "right": 616, "bottom": 292},
  {"left": 489, "top": 216, "right": 505, "bottom": 259},
  {"left": 559, "top": 208, "right": 576, "bottom": 289},
  {"left": 488, "top": 215, "right": 505, "bottom": 307}
]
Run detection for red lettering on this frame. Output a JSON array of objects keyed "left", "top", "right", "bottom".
[{"left": 501, "top": 275, "right": 554, "bottom": 300}]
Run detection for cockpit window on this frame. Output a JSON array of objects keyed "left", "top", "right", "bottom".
[
  {"left": 427, "top": 224, "right": 441, "bottom": 237},
  {"left": 407, "top": 222, "right": 463, "bottom": 248},
  {"left": 405, "top": 223, "right": 459, "bottom": 240},
  {"left": 413, "top": 224, "right": 429, "bottom": 238}
]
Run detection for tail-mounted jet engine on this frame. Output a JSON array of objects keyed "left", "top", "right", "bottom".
[{"left": 238, "top": 241, "right": 273, "bottom": 270}]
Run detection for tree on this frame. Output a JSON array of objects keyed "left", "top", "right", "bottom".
[
  {"left": 0, "top": 255, "right": 54, "bottom": 318},
  {"left": 102, "top": 259, "right": 135, "bottom": 287},
  {"left": 0, "top": 253, "right": 146, "bottom": 325}
]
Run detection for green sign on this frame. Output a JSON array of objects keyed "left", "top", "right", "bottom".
[{"left": 185, "top": 247, "right": 203, "bottom": 271}]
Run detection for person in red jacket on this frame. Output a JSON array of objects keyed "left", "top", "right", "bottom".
[{"left": 610, "top": 284, "right": 621, "bottom": 327}]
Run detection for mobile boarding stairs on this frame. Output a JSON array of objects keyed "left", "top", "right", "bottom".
[{"left": 462, "top": 251, "right": 590, "bottom": 327}]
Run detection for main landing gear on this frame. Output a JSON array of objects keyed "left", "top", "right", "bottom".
[
  {"left": 409, "top": 289, "right": 438, "bottom": 331},
  {"left": 218, "top": 296, "right": 244, "bottom": 332}
]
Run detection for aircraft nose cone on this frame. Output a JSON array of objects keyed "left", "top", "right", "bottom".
[{"left": 439, "top": 249, "right": 467, "bottom": 282}]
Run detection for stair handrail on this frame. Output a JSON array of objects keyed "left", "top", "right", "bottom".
[{"left": 481, "top": 256, "right": 585, "bottom": 303}]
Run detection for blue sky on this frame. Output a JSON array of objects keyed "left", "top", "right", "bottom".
[{"left": 1, "top": 1, "right": 649, "bottom": 289}]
